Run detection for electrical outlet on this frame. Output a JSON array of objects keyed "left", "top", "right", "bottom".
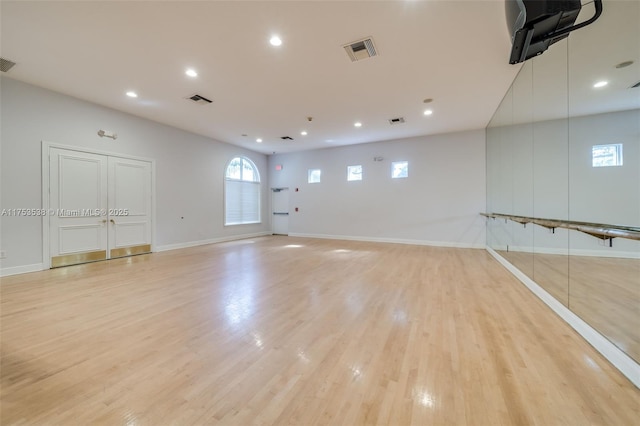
[{"left": 0, "top": 250, "right": 6, "bottom": 259}]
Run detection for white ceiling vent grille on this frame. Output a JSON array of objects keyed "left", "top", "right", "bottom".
[
  {"left": 187, "top": 94, "right": 213, "bottom": 105},
  {"left": 388, "top": 117, "right": 405, "bottom": 125},
  {"left": 0, "top": 57, "right": 17, "bottom": 73},
  {"left": 343, "top": 37, "right": 378, "bottom": 62}
]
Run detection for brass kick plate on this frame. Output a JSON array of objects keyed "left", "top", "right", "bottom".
[
  {"left": 110, "top": 244, "right": 151, "bottom": 259},
  {"left": 51, "top": 250, "right": 107, "bottom": 268}
]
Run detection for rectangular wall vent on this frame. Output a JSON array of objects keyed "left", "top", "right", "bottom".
[
  {"left": 0, "top": 57, "right": 17, "bottom": 73},
  {"left": 187, "top": 94, "right": 213, "bottom": 104},
  {"left": 388, "top": 117, "right": 405, "bottom": 125},
  {"left": 343, "top": 37, "right": 378, "bottom": 62}
]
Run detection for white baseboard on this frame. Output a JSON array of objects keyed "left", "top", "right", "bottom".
[
  {"left": 486, "top": 246, "right": 640, "bottom": 388},
  {"left": 155, "top": 232, "right": 272, "bottom": 252},
  {"left": 289, "top": 233, "right": 485, "bottom": 249},
  {"left": 0, "top": 263, "right": 45, "bottom": 277}
]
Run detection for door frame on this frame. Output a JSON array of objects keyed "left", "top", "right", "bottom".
[{"left": 41, "top": 141, "right": 156, "bottom": 269}]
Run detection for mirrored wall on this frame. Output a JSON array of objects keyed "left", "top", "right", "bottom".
[{"left": 486, "top": 0, "right": 639, "bottom": 363}]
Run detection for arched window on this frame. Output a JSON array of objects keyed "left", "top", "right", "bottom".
[{"left": 225, "top": 157, "right": 261, "bottom": 225}]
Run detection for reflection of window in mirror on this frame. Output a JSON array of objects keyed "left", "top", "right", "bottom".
[
  {"left": 308, "top": 169, "right": 321, "bottom": 183},
  {"left": 592, "top": 144, "right": 623, "bottom": 167},
  {"left": 347, "top": 165, "right": 362, "bottom": 181},
  {"left": 391, "top": 161, "right": 408, "bottom": 178}
]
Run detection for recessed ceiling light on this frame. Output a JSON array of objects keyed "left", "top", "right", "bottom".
[
  {"left": 126, "top": 91, "right": 138, "bottom": 98},
  {"left": 593, "top": 81, "right": 608, "bottom": 88},
  {"left": 423, "top": 109, "right": 433, "bottom": 116},
  {"left": 185, "top": 69, "right": 198, "bottom": 77},
  {"left": 354, "top": 122, "right": 362, "bottom": 128},
  {"left": 256, "top": 138, "right": 263, "bottom": 143},
  {"left": 270, "top": 36, "right": 282, "bottom": 46},
  {"left": 301, "top": 131, "right": 308, "bottom": 136}
]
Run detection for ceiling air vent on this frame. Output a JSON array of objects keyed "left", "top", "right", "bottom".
[
  {"left": 0, "top": 57, "right": 17, "bottom": 73},
  {"left": 187, "top": 94, "right": 213, "bottom": 105},
  {"left": 343, "top": 37, "right": 378, "bottom": 62},
  {"left": 388, "top": 117, "right": 405, "bottom": 125},
  {"left": 280, "top": 136, "right": 294, "bottom": 140}
]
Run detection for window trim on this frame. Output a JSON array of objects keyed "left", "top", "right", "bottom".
[
  {"left": 308, "top": 168, "right": 322, "bottom": 184},
  {"left": 347, "top": 165, "right": 363, "bottom": 181},
  {"left": 391, "top": 160, "right": 409, "bottom": 179},
  {"left": 592, "top": 143, "right": 623, "bottom": 168}
]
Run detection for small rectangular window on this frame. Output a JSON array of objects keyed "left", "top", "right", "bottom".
[
  {"left": 592, "top": 144, "right": 623, "bottom": 167},
  {"left": 391, "top": 161, "right": 408, "bottom": 178},
  {"left": 308, "top": 169, "right": 321, "bottom": 183},
  {"left": 347, "top": 165, "right": 362, "bottom": 181}
]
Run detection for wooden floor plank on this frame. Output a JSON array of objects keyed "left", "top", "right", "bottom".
[{"left": 1, "top": 236, "right": 638, "bottom": 425}]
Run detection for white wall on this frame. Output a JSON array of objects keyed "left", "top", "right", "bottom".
[
  {"left": 268, "top": 130, "right": 487, "bottom": 248},
  {"left": 0, "top": 77, "right": 270, "bottom": 273}
]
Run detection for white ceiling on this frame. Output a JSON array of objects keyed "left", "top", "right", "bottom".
[{"left": 1, "top": 0, "right": 523, "bottom": 154}]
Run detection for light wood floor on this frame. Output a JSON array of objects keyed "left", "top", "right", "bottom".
[{"left": 1, "top": 237, "right": 638, "bottom": 425}]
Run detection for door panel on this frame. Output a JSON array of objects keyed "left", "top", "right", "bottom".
[
  {"left": 59, "top": 225, "right": 106, "bottom": 253},
  {"left": 59, "top": 156, "right": 105, "bottom": 210},
  {"left": 50, "top": 149, "right": 108, "bottom": 267},
  {"left": 113, "top": 222, "right": 147, "bottom": 246},
  {"left": 112, "top": 161, "right": 149, "bottom": 214},
  {"left": 272, "top": 188, "right": 289, "bottom": 235}
]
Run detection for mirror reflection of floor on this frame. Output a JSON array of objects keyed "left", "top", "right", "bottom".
[{"left": 497, "top": 250, "right": 640, "bottom": 364}]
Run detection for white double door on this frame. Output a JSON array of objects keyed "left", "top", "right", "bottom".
[{"left": 49, "top": 148, "right": 152, "bottom": 268}]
